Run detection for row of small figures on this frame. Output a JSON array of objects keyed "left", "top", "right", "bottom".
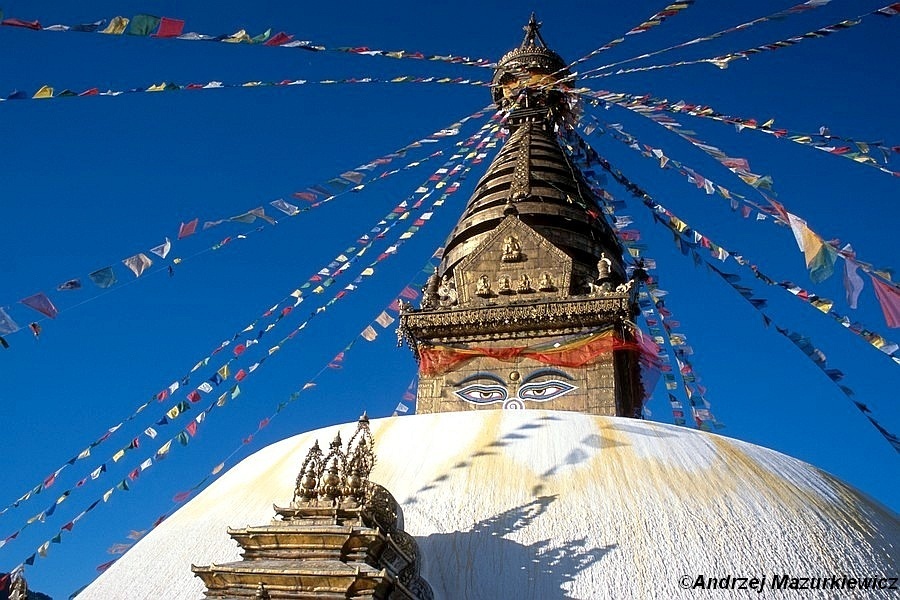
[{"left": 476, "top": 272, "right": 555, "bottom": 297}]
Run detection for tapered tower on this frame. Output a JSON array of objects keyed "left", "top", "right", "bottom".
[{"left": 400, "top": 15, "right": 646, "bottom": 417}]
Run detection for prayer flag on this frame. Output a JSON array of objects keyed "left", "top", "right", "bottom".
[
  {"left": 395, "top": 402, "right": 409, "bottom": 413},
  {"left": 127, "top": 14, "right": 161, "bottom": 36},
  {"left": 361, "top": 325, "right": 377, "bottom": 341},
  {"left": 270, "top": 199, "right": 299, "bottom": 216},
  {"left": 89, "top": 267, "right": 117, "bottom": 289},
  {"left": 150, "top": 238, "right": 171, "bottom": 259},
  {"left": 0, "top": 308, "right": 19, "bottom": 334},
  {"left": 57, "top": 279, "right": 82, "bottom": 291},
  {"left": 21, "top": 293, "right": 58, "bottom": 319},
  {"left": 375, "top": 311, "right": 395, "bottom": 328},
  {"left": 101, "top": 16, "right": 129, "bottom": 34},
  {"left": 178, "top": 218, "right": 199, "bottom": 239},
  {"left": 153, "top": 17, "right": 184, "bottom": 38},
  {"left": 33, "top": 86, "right": 53, "bottom": 99},
  {"left": 264, "top": 31, "right": 294, "bottom": 46},
  {"left": 871, "top": 275, "right": 900, "bottom": 328},
  {"left": 123, "top": 253, "right": 153, "bottom": 277},
  {"left": 841, "top": 245, "right": 864, "bottom": 309}
]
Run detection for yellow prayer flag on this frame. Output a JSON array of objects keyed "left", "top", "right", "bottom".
[
  {"left": 224, "top": 29, "right": 250, "bottom": 43},
  {"left": 101, "top": 16, "right": 129, "bottom": 35},
  {"left": 361, "top": 268, "right": 375, "bottom": 276},
  {"left": 33, "top": 86, "right": 54, "bottom": 99},
  {"left": 312, "top": 285, "right": 324, "bottom": 294},
  {"left": 112, "top": 449, "right": 126, "bottom": 463},
  {"left": 801, "top": 227, "right": 824, "bottom": 268},
  {"left": 146, "top": 83, "right": 167, "bottom": 92}
]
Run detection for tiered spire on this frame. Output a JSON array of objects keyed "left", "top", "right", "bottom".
[{"left": 400, "top": 16, "right": 646, "bottom": 417}]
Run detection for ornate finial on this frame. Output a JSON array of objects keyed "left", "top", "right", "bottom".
[
  {"left": 293, "top": 419, "right": 377, "bottom": 506},
  {"left": 522, "top": 13, "right": 541, "bottom": 46}
]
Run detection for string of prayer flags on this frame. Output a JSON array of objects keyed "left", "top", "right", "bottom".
[
  {"left": 583, "top": 89, "right": 900, "bottom": 177},
  {"left": 572, "top": 132, "right": 899, "bottom": 448},
  {"left": 1, "top": 74, "right": 489, "bottom": 106},
  {"left": 563, "top": 2, "right": 695, "bottom": 71},
  {"left": 0, "top": 109, "right": 493, "bottom": 348},
  {"left": 0, "top": 110, "right": 501, "bottom": 535},
  {"left": 584, "top": 3, "right": 900, "bottom": 77},
  {"left": 572, "top": 126, "right": 900, "bottom": 363},
  {"left": 580, "top": 100, "right": 899, "bottom": 299},
  {"left": 573, "top": 0, "right": 836, "bottom": 80},
  {"left": 6, "top": 114, "right": 503, "bottom": 565},
  {"left": 6, "top": 11, "right": 495, "bottom": 67}
]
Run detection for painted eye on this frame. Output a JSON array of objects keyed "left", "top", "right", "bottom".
[
  {"left": 453, "top": 384, "right": 508, "bottom": 405},
  {"left": 518, "top": 380, "right": 575, "bottom": 402}
]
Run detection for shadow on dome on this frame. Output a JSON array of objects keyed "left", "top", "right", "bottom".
[{"left": 418, "top": 495, "right": 616, "bottom": 599}]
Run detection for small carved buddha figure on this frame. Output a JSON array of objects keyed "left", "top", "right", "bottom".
[
  {"left": 517, "top": 273, "right": 532, "bottom": 292},
  {"left": 438, "top": 275, "right": 459, "bottom": 307},
  {"left": 538, "top": 272, "right": 555, "bottom": 291},
  {"left": 475, "top": 274, "right": 492, "bottom": 297},
  {"left": 498, "top": 275, "right": 513, "bottom": 294},
  {"left": 501, "top": 235, "right": 522, "bottom": 262}
]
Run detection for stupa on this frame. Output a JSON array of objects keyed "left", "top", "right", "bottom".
[{"left": 77, "top": 15, "right": 900, "bottom": 600}]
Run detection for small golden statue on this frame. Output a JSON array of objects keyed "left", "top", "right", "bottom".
[
  {"left": 538, "top": 272, "right": 555, "bottom": 291},
  {"left": 475, "top": 274, "right": 492, "bottom": 297},
  {"left": 517, "top": 273, "right": 532, "bottom": 292},
  {"left": 501, "top": 235, "right": 522, "bottom": 262},
  {"left": 498, "top": 275, "right": 513, "bottom": 294}
]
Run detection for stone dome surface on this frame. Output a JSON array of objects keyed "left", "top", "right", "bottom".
[{"left": 78, "top": 410, "right": 899, "bottom": 599}]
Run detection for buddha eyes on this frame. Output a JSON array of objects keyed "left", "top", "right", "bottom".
[
  {"left": 453, "top": 380, "right": 575, "bottom": 405},
  {"left": 453, "top": 384, "right": 507, "bottom": 404},
  {"left": 518, "top": 381, "right": 575, "bottom": 401}
]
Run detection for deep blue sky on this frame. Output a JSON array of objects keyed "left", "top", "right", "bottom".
[{"left": 0, "top": 1, "right": 898, "bottom": 597}]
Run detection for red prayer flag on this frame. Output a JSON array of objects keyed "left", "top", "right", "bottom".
[
  {"left": 870, "top": 275, "right": 900, "bottom": 328},
  {"left": 400, "top": 286, "right": 419, "bottom": 299},
  {"left": 233, "top": 344, "right": 246, "bottom": 356},
  {"left": 96, "top": 559, "right": 118, "bottom": 573},
  {"left": 187, "top": 390, "right": 201, "bottom": 403},
  {"left": 186, "top": 421, "right": 198, "bottom": 437},
  {"left": 235, "top": 369, "right": 247, "bottom": 381},
  {"left": 178, "top": 218, "right": 199, "bottom": 239},
  {"left": 153, "top": 17, "right": 184, "bottom": 38},
  {"left": 128, "top": 468, "right": 140, "bottom": 481},
  {"left": 172, "top": 491, "right": 193, "bottom": 503},
  {"left": 264, "top": 31, "right": 293, "bottom": 46},
  {"left": 2, "top": 18, "right": 42, "bottom": 30}
]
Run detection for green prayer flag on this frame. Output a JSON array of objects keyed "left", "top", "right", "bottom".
[
  {"left": 809, "top": 243, "right": 837, "bottom": 283},
  {"left": 127, "top": 14, "right": 161, "bottom": 36},
  {"left": 251, "top": 28, "right": 272, "bottom": 43}
]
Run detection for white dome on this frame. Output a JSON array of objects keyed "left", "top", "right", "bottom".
[{"left": 78, "top": 410, "right": 899, "bottom": 599}]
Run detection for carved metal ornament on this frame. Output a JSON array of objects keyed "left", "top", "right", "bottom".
[
  {"left": 399, "top": 295, "right": 633, "bottom": 347},
  {"left": 292, "top": 413, "right": 376, "bottom": 506},
  {"left": 500, "top": 235, "right": 523, "bottom": 262}
]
